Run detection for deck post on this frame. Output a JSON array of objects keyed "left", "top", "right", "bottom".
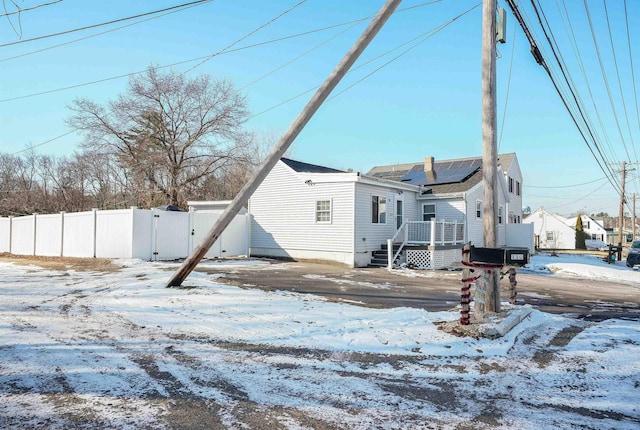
[
  {"left": 430, "top": 219, "right": 436, "bottom": 246},
  {"left": 387, "top": 239, "right": 393, "bottom": 270}
]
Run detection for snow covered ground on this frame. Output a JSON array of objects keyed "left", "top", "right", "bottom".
[{"left": 0, "top": 254, "right": 639, "bottom": 429}]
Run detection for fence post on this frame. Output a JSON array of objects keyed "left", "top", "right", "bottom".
[
  {"left": 8, "top": 216, "right": 13, "bottom": 254},
  {"left": 60, "top": 211, "right": 65, "bottom": 257},
  {"left": 92, "top": 208, "right": 98, "bottom": 258},
  {"left": 453, "top": 220, "right": 458, "bottom": 243},
  {"left": 32, "top": 213, "right": 37, "bottom": 256}
]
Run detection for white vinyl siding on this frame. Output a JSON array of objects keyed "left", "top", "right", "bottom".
[
  {"left": 250, "top": 162, "right": 354, "bottom": 263},
  {"left": 355, "top": 184, "right": 416, "bottom": 254}
]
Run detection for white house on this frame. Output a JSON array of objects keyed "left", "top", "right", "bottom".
[
  {"left": 523, "top": 207, "right": 576, "bottom": 250},
  {"left": 249, "top": 154, "right": 526, "bottom": 269},
  {"left": 565, "top": 214, "right": 608, "bottom": 243}
]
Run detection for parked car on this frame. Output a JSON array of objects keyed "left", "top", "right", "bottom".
[
  {"left": 626, "top": 240, "right": 640, "bottom": 268},
  {"left": 585, "top": 239, "right": 608, "bottom": 251}
]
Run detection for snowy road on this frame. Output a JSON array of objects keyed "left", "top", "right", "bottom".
[{"left": 0, "top": 257, "right": 639, "bottom": 429}]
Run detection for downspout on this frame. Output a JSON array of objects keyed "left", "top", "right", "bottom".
[{"left": 352, "top": 177, "right": 357, "bottom": 267}]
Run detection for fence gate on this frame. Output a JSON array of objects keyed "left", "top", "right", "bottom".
[
  {"left": 190, "top": 211, "right": 249, "bottom": 258},
  {"left": 152, "top": 210, "right": 190, "bottom": 261}
]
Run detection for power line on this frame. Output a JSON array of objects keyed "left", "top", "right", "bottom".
[
  {"left": 505, "top": 0, "right": 622, "bottom": 196},
  {"left": 0, "top": 0, "right": 207, "bottom": 63},
  {"left": 183, "top": 0, "right": 307, "bottom": 74},
  {"left": 603, "top": 0, "right": 637, "bottom": 162},
  {"left": 252, "top": 3, "right": 480, "bottom": 118},
  {"left": 0, "top": 1, "right": 444, "bottom": 103},
  {"left": 582, "top": 0, "right": 632, "bottom": 162},
  {"left": 0, "top": 0, "right": 212, "bottom": 48},
  {"left": 526, "top": 177, "right": 607, "bottom": 189},
  {"left": 0, "top": 0, "right": 62, "bottom": 17},
  {"left": 624, "top": 0, "right": 640, "bottom": 148},
  {"left": 498, "top": 18, "right": 517, "bottom": 151},
  {"left": 8, "top": 130, "right": 76, "bottom": 155}
]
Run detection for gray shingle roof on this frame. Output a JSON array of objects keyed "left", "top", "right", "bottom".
[
  {"left": 281, "top": 157, "right": 345, "bottom": 174},
  {"left": 367, "top": 153, "right": 516, "bottom": 195}
]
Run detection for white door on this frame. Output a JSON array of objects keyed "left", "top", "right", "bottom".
[{"left": 396, "top": 199, "right": 404, "bottom": 229}]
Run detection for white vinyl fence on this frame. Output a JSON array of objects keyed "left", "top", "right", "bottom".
[{"left": 0, "top": 207, "right": 249, "bottom": 260}]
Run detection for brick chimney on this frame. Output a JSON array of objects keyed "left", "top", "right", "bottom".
[{"left": 424, "top": 156, "right": 436, "bottom": 181}]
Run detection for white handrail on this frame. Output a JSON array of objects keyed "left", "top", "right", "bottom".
[{"left": 386, "top": 220, "right": 465, "bottom": 269}]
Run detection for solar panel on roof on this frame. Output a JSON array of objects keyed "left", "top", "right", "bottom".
[{"left": 399, "top": 166, "right": 479, "bottom": 186}]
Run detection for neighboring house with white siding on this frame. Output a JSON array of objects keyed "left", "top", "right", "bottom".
[
  {"left": 565, "top": 214, "right": 608, "bottom": 243},
  {"left": 249, "top": 154, "right": 522, "bottom": 269},
  {"left": 523, "top": 207, "right": 576, "bottom": 250}
]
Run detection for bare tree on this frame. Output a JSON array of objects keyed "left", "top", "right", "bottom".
[{"left": 67, "top": 67, "right": 251, "bottom": 208}]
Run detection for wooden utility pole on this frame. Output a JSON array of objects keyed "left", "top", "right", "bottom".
[
  {"left": 481, "top": 0, "right": 499, "bottom": 312},
  {"left": 633, "top": 193, "right": 636, "bottom": 241},
  {"left": 166, "top": 0, "right": 402, "bottom": 287},
  {"left": 618, "top": 161, "right": 626, "bottom": 247}
]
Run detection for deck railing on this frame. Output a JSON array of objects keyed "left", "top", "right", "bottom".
[{"left": 387, "top": 220, "right": 465, "bottom": 269}]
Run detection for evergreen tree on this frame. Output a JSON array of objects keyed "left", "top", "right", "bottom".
[{"left": 575, "top": 215, "right": 587, "bottom": 249}]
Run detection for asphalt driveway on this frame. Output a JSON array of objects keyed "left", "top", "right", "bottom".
[{"left": 201, "top": 260, "right": 640, "bottom": 321}]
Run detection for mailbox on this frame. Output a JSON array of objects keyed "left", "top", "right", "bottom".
[
  {"left": 505, "top": 248, "right": 529, "bottom": 266},
  {"left": 469, "top": 247, "right": 505, "bottom": 265}
]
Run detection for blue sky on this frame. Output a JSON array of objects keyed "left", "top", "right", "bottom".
[{"left": 1, "top": 0, "right": 638, "bottom": 217}]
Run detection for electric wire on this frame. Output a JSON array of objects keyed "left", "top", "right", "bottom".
[
  {"left": 0, "top": 0, "right": 212, "bottom": 48},
  {"left": 603, "top": 0, "right": 638, "bottom": 163},
  {"left": 545, "top": 181, "right": 611, "bottom": 210},
  {"left": 327, "top": 2, "right": 480, "bottom": 102},
  {"left": 0, "top": 0, "right": 62, "bottom": 17},
  {"left": 526, "top": 176, "right": 607, "bottom": 188},
  {"left": 506, "top": 0, "right": 622, "bottom": 196},
  {"left": 0, "top": 0, "right": 208, "bottom": 63},
  {"left": 498, "top": 18, "right": 517, "bottom": 151},
  {"left": 557, "top": 0, "right": 616, "bottom": 164},
  {"left": 624, "top": 0, "right": 640, "bottom": 149},
  {"left": 8, "top": 130, "right": 76, "bottom": 155},
  {"left": 253, "top": 3, "right": 481, "bottom": 118},
  {"left": 582, "top": 0, "right": 632, "bottom": 162},
  {"left": 0, "top": 1, "right": 445, "bottom": 103},
  {"left": 183, "top": 0, "right": 308, "bottom": 74}
]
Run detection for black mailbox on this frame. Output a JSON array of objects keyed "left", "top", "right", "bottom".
[
  {"left": 469, "top": 247, "right": 505, "bottom": 265},
  {"left": 505, "top": 248, "right": 529, "bottom": 266}
]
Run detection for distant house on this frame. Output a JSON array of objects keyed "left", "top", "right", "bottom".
[
  {"left": 523, "top": 207, "right": 576, "bottom": 250},
  {"left": 565, "top": 214, "right": 608, "bottom": 243},
  {"left": 249, "top": 153, "right": 529, "bottom": 269}
]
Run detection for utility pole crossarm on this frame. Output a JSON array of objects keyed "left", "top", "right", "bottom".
[{"left": 165, "top": 0, "right": 402, "bottom": 287}]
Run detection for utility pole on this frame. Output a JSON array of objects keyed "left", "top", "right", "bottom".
[
  {"left": 633, "top": 193, "right": 636, "bottom": 241},
  {"left": 166, "top": 0, "right": 402, "bottom": 287},
  {"left": 610, "top": 161, "right": 639, "bottom": 246},
  {"left": 618, "top": 161, "right": 626, "bottom": 248},
  {"left": 481, "top": 0, "right": 499, "bottom": 313}
]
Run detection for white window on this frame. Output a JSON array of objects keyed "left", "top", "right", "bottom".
[
  {"left": 516, "top": 180, "right": 521, "bottom": 196},
  {"left": 315, "top": 200, "right": 331, "bottom": 223},
  {"left": 422, "top": 204, "right": 436, "bottom": 221},
  {"left": 546, "top": 231, "right": 555, "bottom": 241},
  {"left": 371, "top": 195, "right": 387, "bottom": 224},
  {"left": 509, "top": 177, "right": 514, "bottom": 193},
  {"left": 476, "top": 201, "right": 482, "bottom": 219},
  {"left": 498, "top": 206, "right": 503, "bottom": 224}
]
